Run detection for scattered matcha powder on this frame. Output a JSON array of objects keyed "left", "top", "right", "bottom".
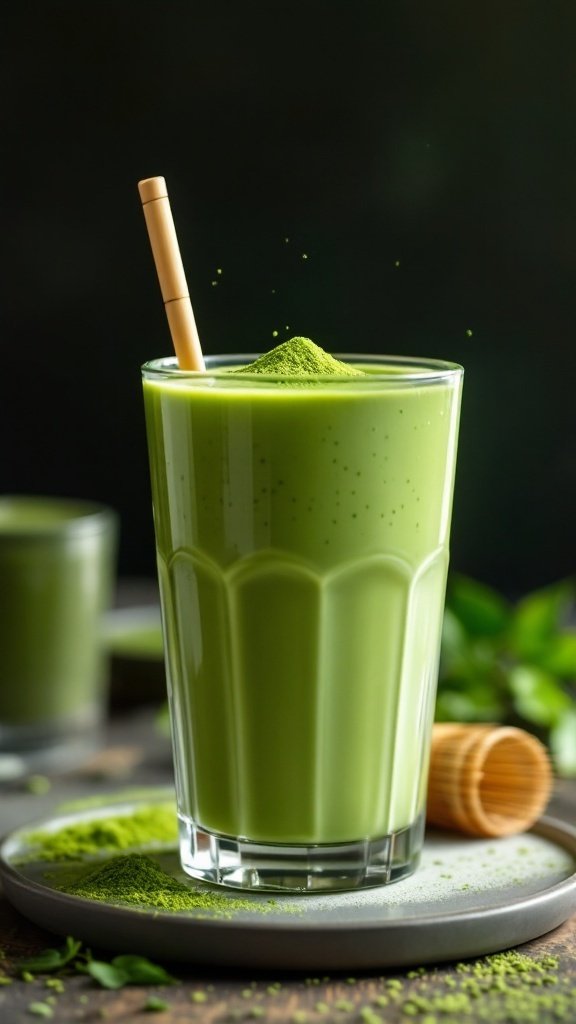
[
  {"left": 144, "top": 996, "right": 170, "bottom": 1012},
  {"left": 45, "top": 979, "right": 64, "bottom": 993},
  {"left": 10, "top": 799, "right": 576, "bottom": 1016},
  {"left": 393, "top": 951, "right": 576, "bottom": 1022},
  {"left": 334, "top": 998, "right": 355, "bottom": 1011},
  {"left": 27, "top": 1004, "right": 54, "bottom": 1019},
  {"left": 359, "top": 1009, "right": 383, "bottom": 1024},
  {"left": 1, "top": 946, "right": 574, "bottom": 1022},
  {"left": 233, "top": 337, "right": 365, "bottom": 377},
  {"left": 22, "top": 804, "right": 178, "bottom": 862}
]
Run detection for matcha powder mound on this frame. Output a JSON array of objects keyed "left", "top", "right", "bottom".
[
  {"left": 234, "top": 337, "right": 365, "bottom": 377},
  {"left": 63, "top": 853, "right": 283, "bottom": 918}
]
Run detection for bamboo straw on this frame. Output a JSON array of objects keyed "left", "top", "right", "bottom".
[
  {"left": 427, "top": 723, "right": 553, "bottom": 837},
  {"left": 138, "top": 176, "right": 205, "bottom": 371}
]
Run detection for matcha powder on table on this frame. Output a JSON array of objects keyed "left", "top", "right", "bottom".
[
  {"left": 234, "top": 337, "right": 365, "bottom": 377},
  {"left": 396, "top": 951, "right": 576, "bottom": 1023}
]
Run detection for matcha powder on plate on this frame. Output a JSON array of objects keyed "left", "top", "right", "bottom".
[
  {"left": 62, "top": 853, "right": 286, "bottom": 918},
  {"left": 23, "top": 805, "right": 178, "bottom": 862},
  {"left": 234, "top": 337, "right": 365, "bottom": 377}
]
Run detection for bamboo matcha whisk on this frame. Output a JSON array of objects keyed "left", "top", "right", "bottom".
[{"left": 427, "top": 723, "right": 553, "bottom": 837}]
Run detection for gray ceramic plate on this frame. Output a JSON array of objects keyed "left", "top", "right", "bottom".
[{"left": 1, "top": 796, "right": 575, "bottom": 970}]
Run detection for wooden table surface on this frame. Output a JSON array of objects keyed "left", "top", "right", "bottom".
[{"left": 1, "top": 709, "right": 575, "bottom": 1024}]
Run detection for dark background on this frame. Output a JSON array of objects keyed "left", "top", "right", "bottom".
[{"left": 1, "top": 2, "right": 575, "bottom": 595}]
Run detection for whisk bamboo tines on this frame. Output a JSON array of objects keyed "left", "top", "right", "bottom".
[{"left": 427, "top": 723, "right": 553, "bottom": 838}]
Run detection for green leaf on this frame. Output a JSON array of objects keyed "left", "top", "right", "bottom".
[
  {"left": 19, "top": 937, "right": 82, "bottom": 974},
  {"left": 440, "top": 608, "right": 469, "bottom": 669},
  {"left": 440, "top": 632, "right": 503, "bottom": 692},
  {"left": 62, "top": 936, "right": 82, "bottom": 962},
  {"left": 111, "top": 955, "right": 175, "bottom": 985},
  {"left": 435, "top": 691, "right": 490, "bottom": 722},
  {"left": 539, "top": 633, "right": 576, "bottom": 677},
  {"left": 439, "top": 610, "right": 501, "bottom": 683},
  {"left": 86, "top": 961, "right": 130, "bottom": 990},
  {"left": 82, "top": 952, "right": 175, "bottom": 990},
  {"left": 435, "top": 680, "right": 506, "bottom": 723},
  {"left": 508, "top": 665, "right": 572, "bottom": 727},
  {"left": 447, "top": 575, "right": 510, "bottom": 637},
  {"left": 550, "top": 709, "right": 576, "bottom": 776},
  {"left": 19, "top": 951, "right": 62, "bottom": 973},
  {"left": 509, "top": 581, "right": 573, "bottom": 660}
]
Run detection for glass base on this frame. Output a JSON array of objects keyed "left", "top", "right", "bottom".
[{"left": 179, "top": 812, "right": 425, "bottom": 892}]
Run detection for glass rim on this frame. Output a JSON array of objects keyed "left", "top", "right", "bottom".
[
  {"left": 0, "top": 495, "right": 117, "bottom": 538},
  {"left": 142, "top": 353, "right": 464, "bottom": 385}
]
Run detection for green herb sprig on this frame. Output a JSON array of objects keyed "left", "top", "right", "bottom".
[
  {"left": 438, "top": 575, "right": 576, "bottom": 775},
  {"left": 16, "top": 937, "right": 176, "bottom": 991}
]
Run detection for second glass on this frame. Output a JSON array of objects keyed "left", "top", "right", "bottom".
[
  {"left": 143, "top": 354, "right": 463, "bottom": 891},
  {"left": 0, "top": 496, "right": 117, "bottom": 776}
]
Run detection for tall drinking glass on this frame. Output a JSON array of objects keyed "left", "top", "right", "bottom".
[{"left": 142, "top": 354, "right": 463, "bottom": 891}]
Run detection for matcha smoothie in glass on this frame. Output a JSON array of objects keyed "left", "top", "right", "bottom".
[
  {"left": 0, "top": 496, "right": 117, "bottom": 775},
  {"left": 142, "top": 338, "right": 463, "bottom": 891}
]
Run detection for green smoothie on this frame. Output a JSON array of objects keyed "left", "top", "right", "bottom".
[
  {"left": 143, "top": 344, "right": 463, "bottom": 855},
  {"left": 0, "top": 497, "right": 117, "bottom": 750}
]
